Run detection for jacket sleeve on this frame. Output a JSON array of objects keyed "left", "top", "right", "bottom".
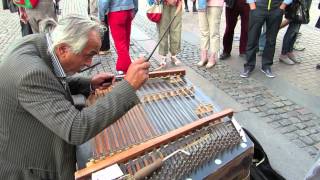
[
  {"left": 246, "top": 0, "right": 255, "bottom": 4},
  {"left": 283, "top": 0, "right": 292, "bottom": 4},
  {"left": 98, "top": 0, "right": 110, "bottom": 21},
  {"left": 66, "top": 76, "right": 91, "bottom": 97},
  {"left": 18, "top": 66, "right": 140, "bottom": 145}
]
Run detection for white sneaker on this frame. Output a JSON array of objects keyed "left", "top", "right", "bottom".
[
  {"left": 159, "top": 56, "right": 167, "bottom": 67},
  {"left": 171, "top": 55, "right": 181, "bottom": 66}
]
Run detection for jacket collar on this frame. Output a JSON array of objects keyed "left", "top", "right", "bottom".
[{"left": 45, "top": 33, "right": 67, "bottom": 79}]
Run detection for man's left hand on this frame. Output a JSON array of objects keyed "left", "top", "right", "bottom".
[
  {"left": 279, "top": 3, "right": 287, "bottom": 10},
  {"left": 91, "top": 73, "right": 115, "bottom": 90}
]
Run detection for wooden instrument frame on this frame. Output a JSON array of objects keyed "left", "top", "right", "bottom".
[{"left": 75, "top": 109, "right": 234, "bottom": 179}]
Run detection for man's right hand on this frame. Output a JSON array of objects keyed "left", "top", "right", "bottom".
[{"left": 125, "top": 58, "right": 150, "bottom": 90}]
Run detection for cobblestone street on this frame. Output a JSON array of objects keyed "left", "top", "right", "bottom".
[{"left": 0, "top": 0, "right": 319, "bottom": 179}]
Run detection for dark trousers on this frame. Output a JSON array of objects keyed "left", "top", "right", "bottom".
[
  {"left": 184, "top": 0, "right": 196, "bottom": 9},
  {"left": 245, "top": 7, "right": 283, "bottom": 69},
  {"left": 101, "top": 14, "right": 110, "bottom": 51},
  {"left": 222, "top": 0, "right": 249, "bottom": 54},
  {"left": 281, "top": 22, "right": 301, "bottom": 54}
]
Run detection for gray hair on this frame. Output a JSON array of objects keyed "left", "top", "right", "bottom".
[{"left": 49, "top": 15, "right": 104, "bottom": 54}]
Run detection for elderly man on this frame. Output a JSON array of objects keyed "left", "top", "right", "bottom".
[{"left": 0, "top": 15, "right": 149, "bottom": 179}]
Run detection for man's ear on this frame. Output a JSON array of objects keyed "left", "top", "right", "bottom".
[{"left": 55, "top": 43, "right": 70, "bottom": 58}]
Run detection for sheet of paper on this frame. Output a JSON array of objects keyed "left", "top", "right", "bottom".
[{"left": 92, "top": 164, "right": 124, "bottom": 180}]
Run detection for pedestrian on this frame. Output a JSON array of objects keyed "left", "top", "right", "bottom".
[
  {"left": 240, "top": 0, "right": 292, "bottom": 78},
  {"left": 18, "top": 0, "right": 57, "bottom": 33},
  {"left": 196, "top": 0, "right": 224, "bottom": 68},
  {"left": 0, "top": 15, "right": 150, "bottom": 179},
  {"left": 279, "top": 0, "right": 312, "bottom": 65},
  {"left": 96, "top": 0, "right": 111, "bottom": 55},
  {"left": 219, "top": 0, "right": 250, "bottom": 60},
  {"left": 184, "top": 0, "right": 197, "bottom": 12},
  {"left": 2, "top": 0, "right": 33, "bottom": 36},
  {"left": 158, "top": 0, "right": 183, "bottom": 68},
  {"left": 99, "top": 0, "right": 138, "bottom": 74}
]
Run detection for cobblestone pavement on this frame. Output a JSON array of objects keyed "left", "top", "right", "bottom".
[
  {"left": 181, "top": 0, "right": 320, "bottom": 97},
  {"left": 131, "top": 6, "right": 320, "bottom": 158},
  {"left": 0, "top": 6, "right": 21, "bottom": 61}
]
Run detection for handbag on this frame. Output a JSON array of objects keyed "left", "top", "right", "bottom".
[
  {"left": 146, "top": 1, "right": 162, "bottom": 23},
  {"left": 243, "top": 128, "right": 286, "bottom": 180},
  {"left": 285, "top": 0, "right": 310, "bottom": 24},
  {"left": 12, "top": 0, "right": 39, "bottom": 9}
]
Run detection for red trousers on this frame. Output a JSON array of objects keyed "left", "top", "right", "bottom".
[
  {"left": 108, "top": 10, "right": 133, "bottom": 72},
  {"left": 222, "top": 0, "right": 249, "bottom": 54}
]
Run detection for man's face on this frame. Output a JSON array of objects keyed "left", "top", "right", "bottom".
[{"left": 57, "top": 30, "right": 102, "bottom": 75}]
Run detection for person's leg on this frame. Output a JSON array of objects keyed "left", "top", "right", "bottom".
[
  {"left": 245, "top": 8, "right": 265, "bottom": 70},
  {"left": 184, "top": 0, "right": 189, "bottom": 12},
  {"left": 157, "top": 4, "right": 171, "bottom": 65},
  {"left": 281, "top": 22, "right": 296, "bottom": 55},
  {"left": 169, "top": 5, "right": 182, "bottom": 65},
  {"left": 222, "top": 6, "right": 239, "bottom": 56},
  {"left": 192, "top": 0, "right": 197, "bottom": 12},
  {"left": 262, "top": 8, "right": 283, "bottom": 69},
  {"left": 100, "top": 15, "right": 110, "bottom": 52},
  {"left": 126, "top": 11, "right": 134, "bottom": 51},
  {"left": 198, "top": 11, "right": 210, "bottom": 55},
  {"left": 286, "top": 23, "right": 301, "bottom": 63},
  {"left": 279, "top": 21, "right": 296, "bottom": 64},
  {"left": 108, "top": 10, "right": 131, "bottom": 73},
  {"left": 197, "top": 11, "right": 210, "bottom": 66},
  {"left": 239, "top": 0, "right": 249, "bottom": 55},
  {"left": 207, "top": 6, "right": 223, "bottom": 68}
]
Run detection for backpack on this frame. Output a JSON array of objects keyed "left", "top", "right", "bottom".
[
  {"left": 12, "top": 0, "right": 39, "bottom": 9},
  {"left": 285, "top": 0, "right": 310, "bottom": 24}
]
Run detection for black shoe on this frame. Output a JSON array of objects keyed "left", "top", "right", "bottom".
[
  {"left": 260, "top": 67, "right": 275, "bottom": 78},
  {"left": 193, "top": 7, "right": 198, "bottom": 12},
  {"left": 316, "top": 64, "right": 320, "bottom": 70},
  {"left": 239, "top": 53, "right": 246, "bottom": 58},
  {"left": 185, "top": 8, "right": 189, "bottom": 12},
  {"left": 219, "top": 53, "right": 231, "bottom": 60},
  {"left": 240, "top": 67, "right": 254, "bottom": 78}
]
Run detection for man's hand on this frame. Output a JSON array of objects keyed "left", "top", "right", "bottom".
[
  {"left": 91, "top": 72, "right": 115, "bottom": 90},
  {"left": 249, "top": 3, "right": 256, "bottom": 10},
  {"left": 279, "top": 3, "right": 287, "bottom": 10},
  {"left": 125, "top": 57, "right": 150, "bottom": 90},
  {"left": 18, "top": 7, "right": 28, "bottom": 24}
]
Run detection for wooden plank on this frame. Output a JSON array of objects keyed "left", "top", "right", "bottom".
[{"left": 75, "top": 108, "right": 234, "bottom": 179}]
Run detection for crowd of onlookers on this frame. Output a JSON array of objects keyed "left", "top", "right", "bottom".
[{"left": 1, "top": 0, "right": 320, "bottom": 75}]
